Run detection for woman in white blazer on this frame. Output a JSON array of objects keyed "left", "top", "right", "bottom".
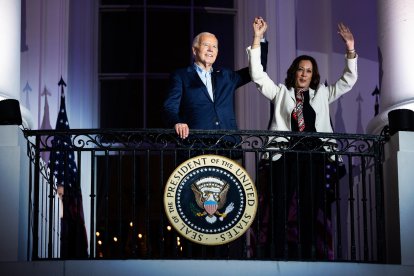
[
  {"left": 249, "top": 18, "right": 357, "bottom": 260},
  {"left": 249, "top": 20, "right": 357, "bottom": 150}
]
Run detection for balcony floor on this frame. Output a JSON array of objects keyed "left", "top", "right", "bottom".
[{"left": 1, "top": 260, "right": 414, "bottom": 276}]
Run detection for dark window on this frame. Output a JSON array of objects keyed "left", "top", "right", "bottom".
[
  {"left": 146, "top": 9, "right": 190, "bottom": 73},
  {"left": 100, "top": 79, "right": 143, "bottom": 128},
  {"left": 100, "top": 11, "right": 144, "bottom": 73},
  {"left": 99, "top": 1, "right": 235, "bottom": 129}
]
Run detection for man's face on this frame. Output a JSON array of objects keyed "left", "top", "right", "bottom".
[{"left": 192, "top": 34, "right": 218, "bottom": 68}]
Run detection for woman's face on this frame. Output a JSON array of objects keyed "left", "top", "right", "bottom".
[{"left": 295, "top": 60, "right": 313, "bottom": 89}]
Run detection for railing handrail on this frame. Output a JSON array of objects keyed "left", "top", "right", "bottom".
[
  {"left": 23, "top": 128, "right": 384, "bottom": 139},
  {"left": 22, "top": 128, "right": 385, "bottom": 157}
]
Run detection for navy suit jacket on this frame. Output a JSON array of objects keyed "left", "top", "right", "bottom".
[{"left": 163, "top": 41, "right": 268, "bottom": 130}]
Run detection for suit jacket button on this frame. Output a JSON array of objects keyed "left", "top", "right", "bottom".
[{"left": 215, "top": 121, "right": 219, "bottom": 125}]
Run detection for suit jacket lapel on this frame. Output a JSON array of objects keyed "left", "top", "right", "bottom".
[
  {"left": 288, "top": 88, "right": 296, "bottom": 101},
  {"left": 189, "top": 66, "right": 214, "bottom": 102},
  {"left": 211, "top": 70, "right": 218, "bottom": 100}
]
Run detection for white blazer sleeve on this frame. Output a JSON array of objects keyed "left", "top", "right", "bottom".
[
  {"left": 247, "top": 46, "right": 282, "bottom": 101},
  {"left": 326, "top": 56, "right": 358, "bottom": 103}
]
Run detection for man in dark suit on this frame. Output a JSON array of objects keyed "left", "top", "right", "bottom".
[
  {"left": 163, "top": 17, "right": 268, "bottom": 141},
  {"left": 162, "top": 18, "right": 268, "bottom": 259}
]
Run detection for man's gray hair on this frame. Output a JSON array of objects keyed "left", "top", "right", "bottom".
[{"left": 192, "top": 32, "right": 217, "bottom": 48}]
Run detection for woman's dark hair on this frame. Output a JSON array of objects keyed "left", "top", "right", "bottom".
[{"left": 284, "top": 55, "right": 320, "bottom": 90}]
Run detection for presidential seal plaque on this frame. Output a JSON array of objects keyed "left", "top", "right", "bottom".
[{"left": 163, "top": 154, "right": 258, "bottom": 246}]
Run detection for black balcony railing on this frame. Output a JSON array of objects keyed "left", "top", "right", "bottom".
[{"left": 23, "top": 128, "right": 386, "bottom": 262}]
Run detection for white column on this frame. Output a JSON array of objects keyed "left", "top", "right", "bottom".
[
  {"left": 0, "top": 126, "right": 29, "bottom": 262},
  {"left": 367, "top": 0, "right": 414, "bottom": 134},
  {"left": 383, "top": 132, "right": 414, "bottom": 265},
  {"left": 0, "top": 0, "right": 32, "bottom": 129},
  {"left": 0, "top": 0, "right": 30, "bottom": 262},
  {"left": 0, "top": 0, "right": 20, "bottom": 101}
]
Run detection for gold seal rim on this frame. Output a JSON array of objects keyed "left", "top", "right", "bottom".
[{"left": 163, "top": 154, "right": 258, "bottom": 246}]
